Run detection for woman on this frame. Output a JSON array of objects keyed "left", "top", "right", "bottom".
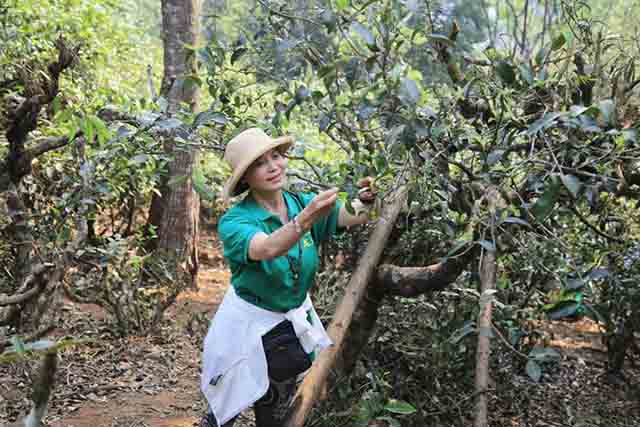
[{"left": 200, "top": 128, "right": 374, "bottom": 427}]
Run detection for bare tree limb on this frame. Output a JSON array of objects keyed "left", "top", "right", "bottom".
[
  {"left": 0, "top": 283, "right": 46, "bottom": 306},
  {"left": 6, "top": 38, "right": 79, "bottom": 149},
  {"left": 28, "top": 135, "right": 76, "bottom": 158},
  {"left": 568, "top": 205, "right": 625, "bottom": 243},
  {"left": 0, "top": 134, "right": 77, "bottom": 193},
  {"left": 24, "top": 351, "right": 58, "bottom": 427},
  {"left": 2, "top": 38, "right": 80, "bottom": 193},
  {"left": 625, "top": 78, "right": 640, "bottom": 94},
  {"left": 147, "top": 64, "right": 158, "bottom": 101},
  {"left": 255, "top": 0, "right": 321, "bottom": 27},
  {"left": 285, "top": 184, "right": 409, "bottom": 427},
  {"left": 473, "top": 188, "right": 498, "bottom": 427},
  {"left": 377, "top": 256, "right": 471, "bottom": 297}
]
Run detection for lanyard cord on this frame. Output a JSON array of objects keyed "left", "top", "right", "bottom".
[
  {"left": 286, "top": 192, "right": 309, "bottom": 290},
  {"left": 287, "top": 208, "right": 303, "bottom": 290}
]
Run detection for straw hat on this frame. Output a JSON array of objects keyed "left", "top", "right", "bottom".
[{"left": 221, "top": 128, "right": 294, "bottom": 202}]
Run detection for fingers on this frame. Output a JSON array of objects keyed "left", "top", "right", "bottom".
[
  {"left": 318, "top": 187, "right": 339, "bottom": 198},
  {"left": 309, "top": 188, "right": 338, "bottom": 215},
  {"left": 358, "top": 187, "right": 375, "bottom": 204},
  {"left": 315, "top": 188, "right": 339, "bottom": 206},
  {"left": 358, "top": 188, "right": 376, "bottom": 205},
  {"left": 357, "top": 177, "right": 374, "bottom": 188}
]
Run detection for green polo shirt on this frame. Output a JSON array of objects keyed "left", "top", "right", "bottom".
[{"left": 218, "top": 191, "right": 342, "bottom": 312}]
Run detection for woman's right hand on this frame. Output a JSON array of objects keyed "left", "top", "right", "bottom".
[{"left": 299, "top": 188, "right": 339, "bottom": 229}]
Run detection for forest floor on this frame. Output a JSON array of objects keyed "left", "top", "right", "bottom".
[{"left": 1, "top": 224, "right": 640, "bottom": 427}]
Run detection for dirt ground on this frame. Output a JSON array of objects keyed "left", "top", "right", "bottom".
[
  {"left": 1, "top": 229, "right": 234, "bottom": 427},
  {"left": 1, "top": 227, "right": 639, "bottom": 426}
]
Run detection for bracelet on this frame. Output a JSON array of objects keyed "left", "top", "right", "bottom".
[{"left": 292, "top": 215, "right": 304, "bottom": 234}]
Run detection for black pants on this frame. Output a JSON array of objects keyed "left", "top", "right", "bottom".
[{"left": 201, "top": 320, "right": 311, "bottom": 427}]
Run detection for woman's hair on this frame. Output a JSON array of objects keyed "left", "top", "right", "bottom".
[{"left": 235, "top": 180, "right": 250, "bottom": 195}]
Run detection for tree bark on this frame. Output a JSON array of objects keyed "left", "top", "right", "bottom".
[
  {"left": 473, "top": 248, "right": 496, "bottom": 427},
  {"left": 334, "top": 285, "right": 385, "bottom": 377},
  {"left": 473, "top": 190, "right": 498, "bottom": 427},
  {"left": 1, "top": 39, "right": 78, "bottom": 330},
  {"left": 377, "top": 255, "right": 473, "bottom": 298},
  {"left": 23, "top": 351, "right": 57, "bottom": 427},
  {"left": 147, "top": 0, "right": 202, "bottom": 284},
  {"left": 285, "top": 185, "right": 408, "bottom": 427},
  {"left": 6, "top": 183, "right": 32, "bottom": 286},
  {"left": 159, "top": 0, "right": 200, "bottom": 115},
  {"left": 335, "top": 256, "right": 472, "bottom": 377}
]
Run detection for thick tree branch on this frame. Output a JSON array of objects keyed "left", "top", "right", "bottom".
[
  {"left": 0, "top": 283, "right": 46, "bottom": 306},
  {"left": 6, "top": 38, "right": 79, "bottom": 150},
  {"left": 473, "top": 188, "right": 499, "bottom": 427},
  {"left": 28, "top": 135, "right": 76, "bottom": 158},
  {"left": 377, "top": 255, "right": 471, "bottom": 297},
  {"left": 285, "top": 183, "right": 409, "bottom": 427},
  {"left": 335, "top": 256, "right": 472, "bottom": 377},
  {"left": 2, "top": 38, "right": 79, "bottom": 192},
  {"left": 255, "top": 0, "right": 321, "bottom": 27},
  {"left": 97, "top": 107, "right": 138, "bottom": 124},
  {"left": 0, "top": 262, "right": 53, "bottom": 323},
  {"left": 569, "top": 205, "right": 625, "bottom": 243},
  {"left": 0, "top": 134, "right": 79, "bottom": 191}
]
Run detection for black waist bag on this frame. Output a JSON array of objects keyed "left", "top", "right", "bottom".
[{"left": 261, "top": 320, "right": 312, "bottom": 382}]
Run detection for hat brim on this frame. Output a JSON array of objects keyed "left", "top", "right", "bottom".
[{"left": 221, "top": 136, "right": 294, "bottom": 203}]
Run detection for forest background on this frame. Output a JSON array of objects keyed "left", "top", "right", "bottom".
[{"left": 1, "top": 0, "right": 640, "bottom": 426}]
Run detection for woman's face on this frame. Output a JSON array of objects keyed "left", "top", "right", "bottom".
[{"left": 244, "top": 148, "right": 288, "bottom": 194}]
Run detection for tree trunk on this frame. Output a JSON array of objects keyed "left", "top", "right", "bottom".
[
  {"left": 336, "top": 256, "right": 474, "bottom": 376},
  {"left": 7, "top": 184, "right": 32, "bottom": 290},
  {"left": 23, "top": 351, "right": 58, "bottom": 427},
  {"left": 473, "top": 248, "right": 496, "bottom": 427},
  {"left": 285, "top": 185, "right": 409, "bottom": 427},
  {"left": 160, "top": 0, "right": 200, "bottom": 114},
  {"left": 473, "top": 190, "right": 498, "bottom": 427},
  {"left": 1, "top": 39, "right": 79, "bottom": 330},
  {"left": 147, "top": 0, "right": 202, "bottom": 284},
  {"left": 334, "top": 285, "right": 385, "bottom": 377}
]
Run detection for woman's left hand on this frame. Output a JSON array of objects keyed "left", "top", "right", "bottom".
[{"left": 357, "top": 176, "right": 376, "bottom": 204}]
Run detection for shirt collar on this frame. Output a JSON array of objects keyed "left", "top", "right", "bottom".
[{"left": 244, "top": 191, "right": 297, "bottom": 222}]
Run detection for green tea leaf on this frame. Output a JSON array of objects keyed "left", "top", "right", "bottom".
[
  {"left": 351, "top": 22, "right": 376, "bottom": 48},
  {"left": 529, "top": 347, "right": 561, "bottom": 362},
  {"left": 10, "top": 336, "right": 26, "bottom": 354},
  {"left": 527, "top": 112, "right": 564, "bottom": 135},
  {"left": 398, "top": 78, "right": 420, "bottom": 105},
  {"left": 495, "top": 60, "right": 516, "bottom": 85},
  {"left": 561, "top": 174, "right": 582, "bottom": 198},
  {"left": 551, "top": 33, "right": 566, "bottom": 51},
  {"left": 478, "top": 239, "right": 496, "bottom": 252},
  {"left": 501, "top": 217, "right": 530, "bottom": 227},
  {"left": 193, "top": 110, "right": 228, "bottom": 128},
  {"left": 442, "top": 240, "right": 471, "bottom": 260},
  {"left": 336, "top": 0, "right": 349, "bottom": 11},
  {"left": 526, "top": 360, "right": 542, "bottom": 382},
  {"left": 597, "top": 99, "right": 616, "bottom": 126},
  {"left": 427, "top": 33, "right": 454, "bottom": 46},
  {"left": 384, "top": 399, "right": 417, "bottom": 415},
  {"left": 518, "top": 64, "right": 534, "bottom": 85},
  {"left": 531, "top": 179, "right": 561, "bottom": 221},
  {"left": 546, "top": 301, "right": 580, "bottom": 320}
]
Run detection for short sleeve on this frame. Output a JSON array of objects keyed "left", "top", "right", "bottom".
[
  {"left": 297, "top": 192, "right": 343, "bottom": 244},
  {"left": 217, "top": 210, "right": 262, "bottom": 265}
]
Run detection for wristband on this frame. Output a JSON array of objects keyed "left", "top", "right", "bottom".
[{"left": 292, "top": 215, "right": 305, "bottom": 234}]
